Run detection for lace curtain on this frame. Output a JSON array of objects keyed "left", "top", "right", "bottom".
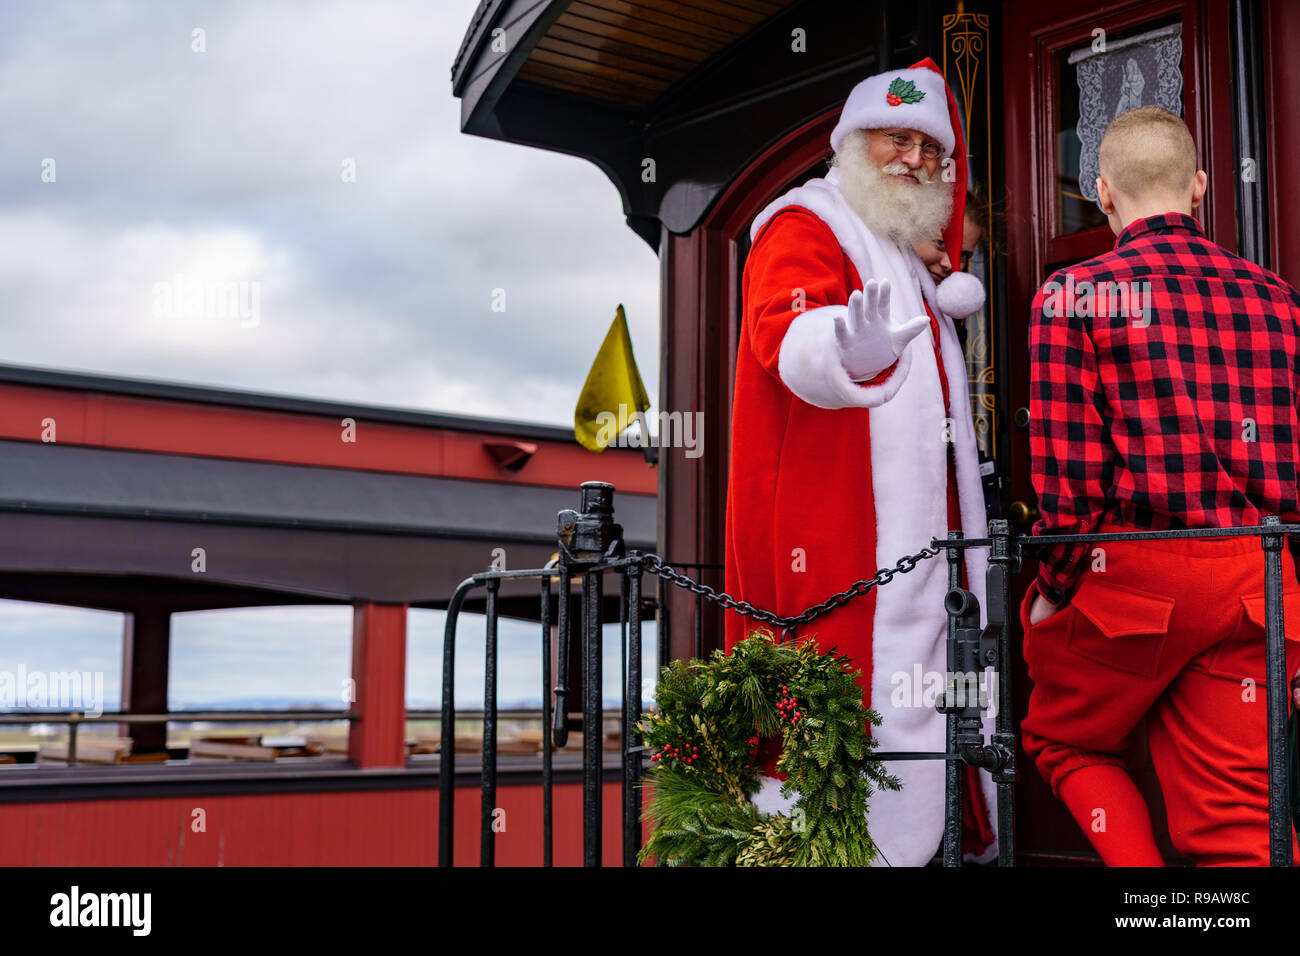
[{"left": 1070, "top": 24, "right": 1183, "bottom": 202}]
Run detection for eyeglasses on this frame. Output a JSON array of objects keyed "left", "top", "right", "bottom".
[{"left": 881, "top": 131, "right": 943, "bottom": 161}]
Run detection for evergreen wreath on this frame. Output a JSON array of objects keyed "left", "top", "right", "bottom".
[{"left": 637, "top": 627, "right": 901, "bottom": 866}]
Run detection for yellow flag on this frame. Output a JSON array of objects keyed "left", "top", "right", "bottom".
[{"left": 574, "top": 305, "right": 651, "bottom": 452}]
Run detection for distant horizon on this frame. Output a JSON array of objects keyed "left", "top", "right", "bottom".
[{"left": 0, "top": 600, "right": 659, "bottom": 715}]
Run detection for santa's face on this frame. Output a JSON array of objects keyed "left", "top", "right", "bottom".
[
  {"left": 865, "top": 127, "right": 942, "bottom": 182},
  {"left": 835, "top": 128, "right": 953, "bottom": 248}
]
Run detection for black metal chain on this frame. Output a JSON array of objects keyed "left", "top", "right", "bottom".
[{"left": 639, "top": 545, "right": 944, "bottom": 639}]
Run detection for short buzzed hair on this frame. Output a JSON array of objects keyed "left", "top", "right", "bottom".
[{"left": 1098, "top": 106, "right": 1197, "bottom": 199}]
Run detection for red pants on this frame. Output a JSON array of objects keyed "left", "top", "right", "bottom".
[{"left": 1020, "top": 525, "right": 1300, "bottom": 865}]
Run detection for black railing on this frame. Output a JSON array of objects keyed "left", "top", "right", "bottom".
[
  {"left": 440, "top": 481, "right": 1297, "bottom": 868},
  {"left": 1012, "top": 516, "right": 1297, "bottom": 868},
  {"left": 439, "top": 481, "right": 652, "bottom": 866}
]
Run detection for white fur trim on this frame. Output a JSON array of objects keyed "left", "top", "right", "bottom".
[
  {"left": 778, "top": 305, "right": 911, "bottom": 409},
  {"left": 912, "top": 229, "right": 1000, "bottom": 865},
  {"left": 830, "top": 68, "right": 955, "bottom": 156},
  {"left": 936, "top": 271, "right": 986, "bottom": 320},
  {"left": 752, "top": 169, "right": 997, "bottom": 866}
]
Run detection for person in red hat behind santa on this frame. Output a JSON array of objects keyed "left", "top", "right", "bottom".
[{"left": 723, "top": 60, "right": 997, "bottom": 865}]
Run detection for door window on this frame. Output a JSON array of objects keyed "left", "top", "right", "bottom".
[{"left": 1055, "top": 21, "right": 1183, "bottom": 237}]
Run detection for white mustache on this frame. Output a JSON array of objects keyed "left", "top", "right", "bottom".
[{"left": 881, "top": 161, "right": 937, "bottom": 183}]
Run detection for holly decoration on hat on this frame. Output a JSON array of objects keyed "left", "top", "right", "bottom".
[{"left": 885, "top": 76, "right": 925, "bottom": 106}]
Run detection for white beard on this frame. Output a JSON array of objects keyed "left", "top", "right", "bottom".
[{"left": 834, "top": 131, "right": 953, "bottom": 248}]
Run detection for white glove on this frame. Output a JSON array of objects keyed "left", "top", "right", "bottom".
[{"left": 833, "top": 278, "right": 930, "bottom": 381}]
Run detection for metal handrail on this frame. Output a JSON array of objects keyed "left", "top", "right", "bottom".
[
  {"left": 0, "top": 709, "right": 356, "bottom": 767},
  {"left": 0, "top": 710, "right": 354, "bottom": 724},
  {"left": 935, "top": 514, "right": 1298, "bottom": 868},
  {"left": 406, "top": 709, "right": 634, "bottom": 721}
]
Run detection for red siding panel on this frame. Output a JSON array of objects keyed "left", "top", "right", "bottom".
[
  {"left": 0, "top": 383, "right": 657, "bottom": 495},
  {"left": 0, "top": 781, "right": 644, "bottom": 866}
]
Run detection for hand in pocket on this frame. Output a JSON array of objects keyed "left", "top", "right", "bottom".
[{"left": 1029, "top": 592, "right": 1065, "bottom": 625}]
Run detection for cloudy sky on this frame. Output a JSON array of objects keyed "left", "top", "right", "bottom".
[
  {"left": 0, "top": 0, "right": 660, "bottom": 425},
  {"left": 0, "top": 0, "right": 660, "bottom": 715}
]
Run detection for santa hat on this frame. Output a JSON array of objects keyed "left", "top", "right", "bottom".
[{"left": 830, "top": 58, "right": 984, "bottom": 319}]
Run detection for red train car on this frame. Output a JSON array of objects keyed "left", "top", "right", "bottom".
[
  {"left": 449, "top": 0, "right": 1300, "bottom": 864},
  {"left": 5, "top": 0, "right": 1300, "bottom": 868},
  {"left": 0, "top": 363, "right": 655, "bottom": 866}
]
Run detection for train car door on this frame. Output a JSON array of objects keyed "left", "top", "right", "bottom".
[{"left": 1001, "top": 0, "right": 1238, "bottom": 863}]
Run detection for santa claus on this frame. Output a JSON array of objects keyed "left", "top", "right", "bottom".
[{"left": 723, "top": 60, "right": 999, "bottom": 865}]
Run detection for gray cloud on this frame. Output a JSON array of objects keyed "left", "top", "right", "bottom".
[
  {"left": 0, "top": 2, "right": 665, "bottom": 711},
  {"left": 0, "top": 0, "right": 661, "bottom": 425}
]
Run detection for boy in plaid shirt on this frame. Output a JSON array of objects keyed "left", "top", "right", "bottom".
[{"left": 1022, "top": 106, "right": 1300, "bottom": 865}]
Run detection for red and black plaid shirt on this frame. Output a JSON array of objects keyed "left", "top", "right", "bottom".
[{"left": 1029, "top": 212, "right": 1300, "bottom": 603}]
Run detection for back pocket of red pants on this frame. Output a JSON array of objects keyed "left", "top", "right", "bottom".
[
  {"left": 1064, "top": 575, "right": 1174, "bottom": 679},
  {"left": 1206, "top": 592, "right": 1300, "bottom": 681}
]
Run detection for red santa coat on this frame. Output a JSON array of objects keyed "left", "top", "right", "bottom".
[{"left": 723, "top": 166, "right": 998, "bottom": 865}]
